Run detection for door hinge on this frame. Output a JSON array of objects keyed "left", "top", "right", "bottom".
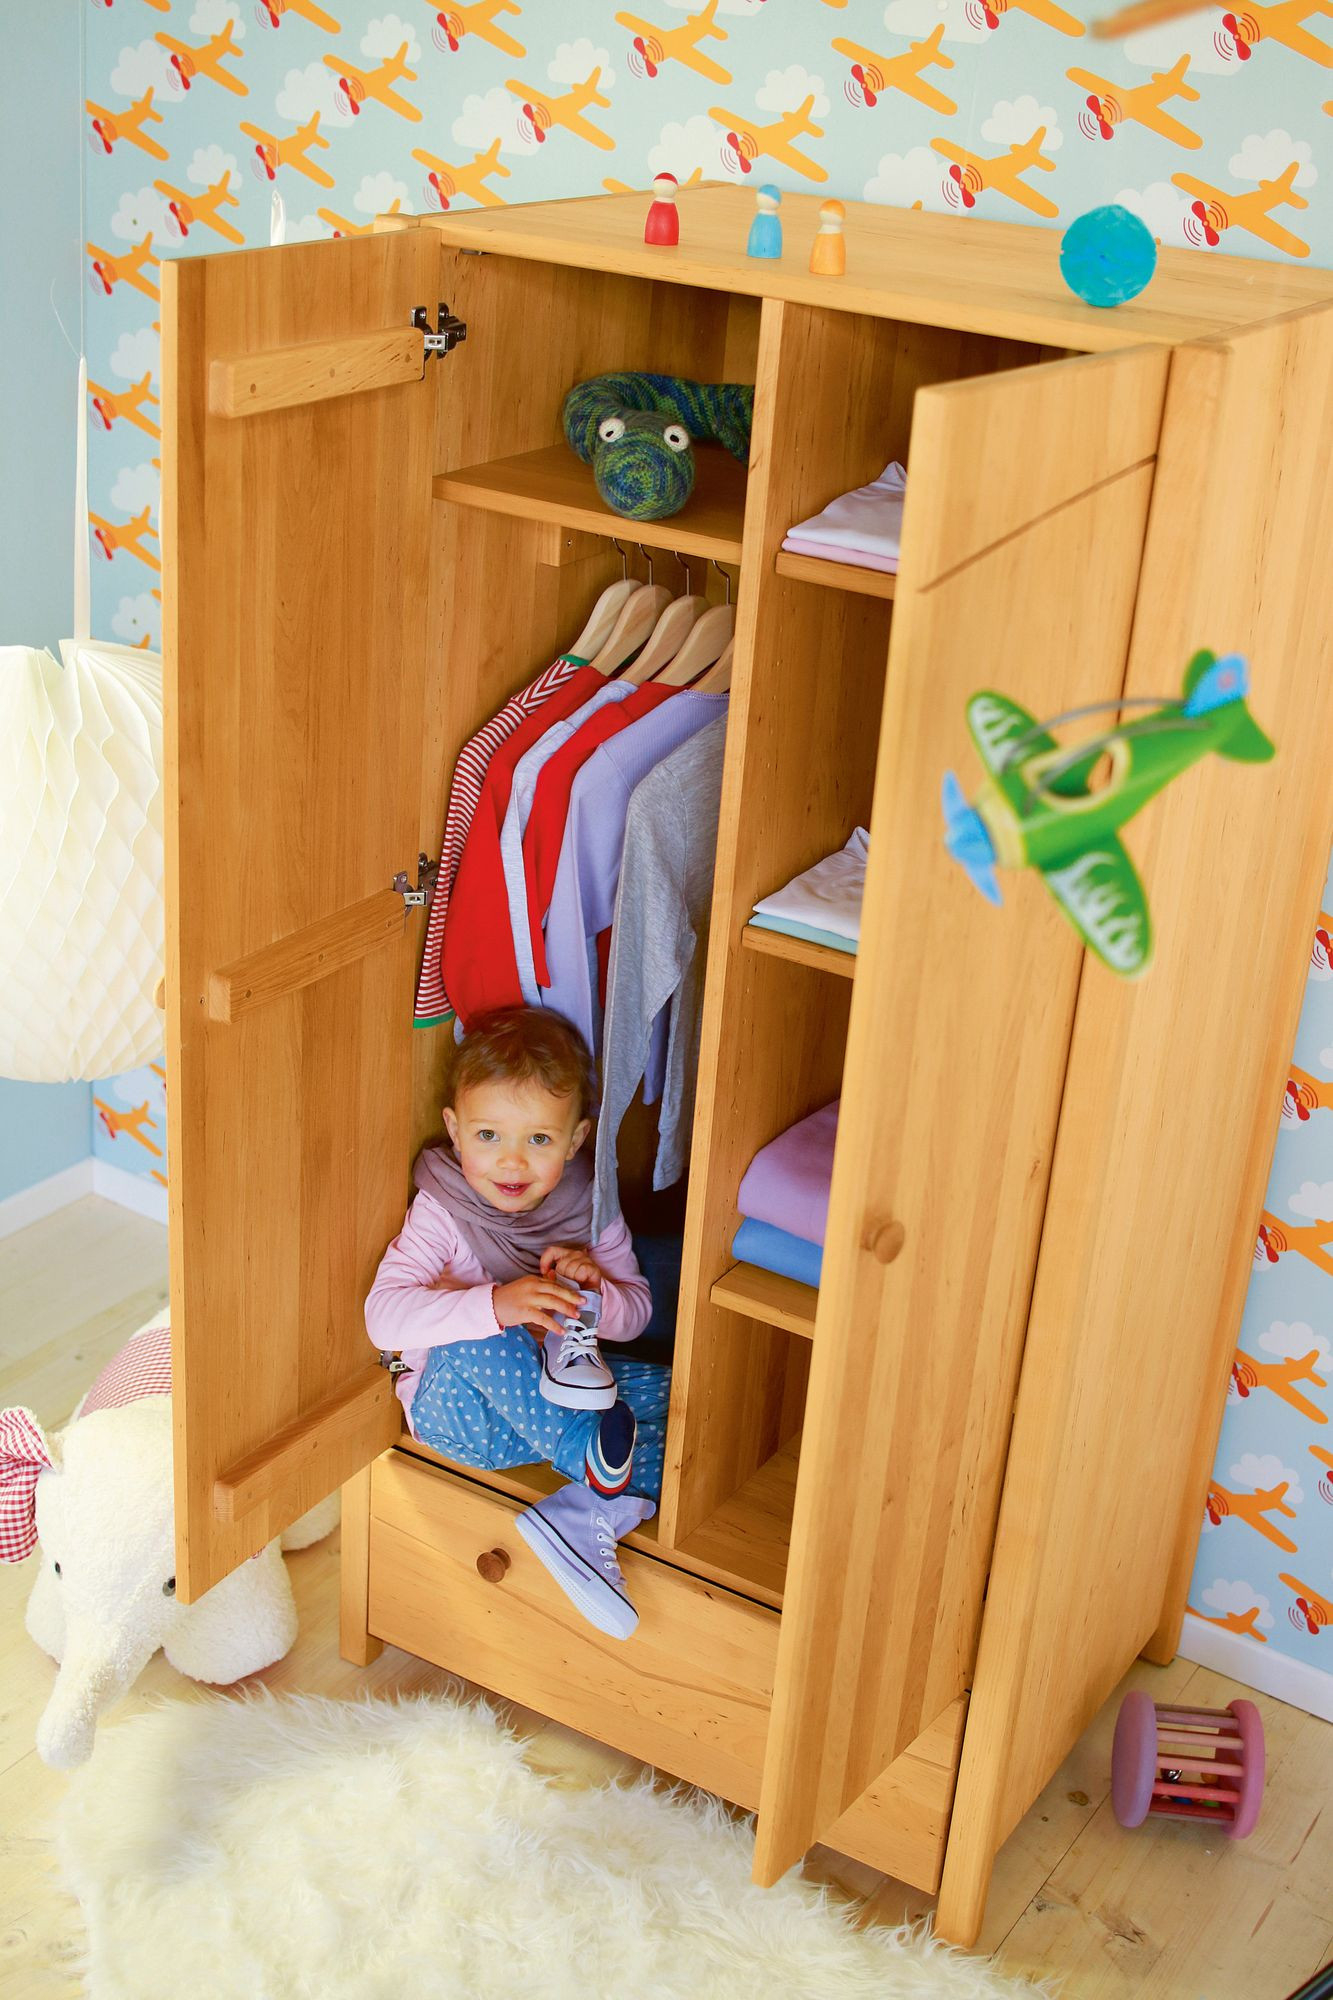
[
  {"left": 393, "top": 853, "right": 438, "bottom": 909},
  {"left": 413, "top": 303, "right": 468, "bottom": 360}
]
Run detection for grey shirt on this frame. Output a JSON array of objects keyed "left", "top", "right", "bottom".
[{"left": 592, "top": 718, "right": 728, "bottom": 1237}]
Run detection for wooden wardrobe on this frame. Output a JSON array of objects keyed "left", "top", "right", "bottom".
[{"left": 159, "top": 186, "right": 1333, "bottom": 1945}]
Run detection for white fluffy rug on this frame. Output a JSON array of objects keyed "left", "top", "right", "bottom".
[{"left": 55, "top": 1690, "right": 1047, "bottom": 1999}]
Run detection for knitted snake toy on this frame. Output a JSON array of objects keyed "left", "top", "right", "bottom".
[{"left": 562, "top": 372, "right": 754, "bottom": 523}]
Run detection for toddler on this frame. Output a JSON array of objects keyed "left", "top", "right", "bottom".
[{"left": 366, "top": 1008, "right": 670, "bottom": 1640}]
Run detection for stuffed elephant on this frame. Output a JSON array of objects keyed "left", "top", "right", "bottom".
[{"left": 1, "top": 1309, "right": 338, "bottom": 1768}]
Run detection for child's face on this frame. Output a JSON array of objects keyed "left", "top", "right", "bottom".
[{"left": 443, "top": 1078, "right": 590, "bottom": 1215}]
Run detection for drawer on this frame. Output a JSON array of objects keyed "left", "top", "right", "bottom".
[{"left": 368, "top": 1449, "right": 778, "bottom": 1808}]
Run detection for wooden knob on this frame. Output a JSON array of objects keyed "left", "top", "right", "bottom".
[
  {"left": 863, "top": 1218, "right": 906, "bottom": 1265},
  {"left": 475, "top": 1547, "right": 511, "bottom": 1583}
]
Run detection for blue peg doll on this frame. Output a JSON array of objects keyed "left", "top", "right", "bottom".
[{"left": 747, "top": 184, "right": 782, "bottom": 260}]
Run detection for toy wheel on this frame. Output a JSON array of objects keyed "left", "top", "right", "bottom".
[
  {"left": 1111, "top": 1688, "right": 1158, "bottom": 1828},
  {"left": 1227, "top": 1698, "right": 1264, "bottom": 1838}
]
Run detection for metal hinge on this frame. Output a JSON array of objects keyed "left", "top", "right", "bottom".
[
  {"left": 413, "top": 303, "right": 467, "bottom": 360},
  {"left": 392, "top": 853, "right": 438, "bottom": 909}
]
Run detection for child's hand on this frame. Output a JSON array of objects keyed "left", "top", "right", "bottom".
[
  {"left": 540, "top": 1244, "right": 604, "bottom": 1293},
  {"left": 492, "top": 1273, "right": 582, "bottom": 1339}
]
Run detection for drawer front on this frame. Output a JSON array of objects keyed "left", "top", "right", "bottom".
[{"left": 369, "top": 1452, "right": 777, "bottom": 1808}]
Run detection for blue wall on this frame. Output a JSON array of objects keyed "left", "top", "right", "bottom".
[{"left": 0, "top": 0, "right": 92, "bottom": 1201}]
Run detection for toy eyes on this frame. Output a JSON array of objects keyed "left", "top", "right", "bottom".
[
  {"left": 597, "top": 416, "right": 626, "bottom": 444},
  {"left": 163, "top": 1577, "right": 176, "bottom": 1597},
  {"left": 662, "top": 424, "right": 690, "bottom": 453}
]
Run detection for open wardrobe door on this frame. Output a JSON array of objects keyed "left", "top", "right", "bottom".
[
  {"left": 753, "top": 345, "right": 1170, "bottom": 1890},
  {"left": 161, "top": 227, "right": 442, "bottom": 1599}
]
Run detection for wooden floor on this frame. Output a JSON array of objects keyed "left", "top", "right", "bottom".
[{"left": 3, "top": 1196, "right": 1331, "bottom": 1999}]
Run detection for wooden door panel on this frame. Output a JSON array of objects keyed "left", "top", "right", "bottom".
[
  {"left": 161, "top": 228, "right": 441, "bottom": 1597},
  {"left": 754, "top": 343, "right": 1169, "bottom": 1883}
]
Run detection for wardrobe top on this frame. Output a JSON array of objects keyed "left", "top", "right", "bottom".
[{"left": 411, "top": 184, "right": 1332, "bottom": 355}]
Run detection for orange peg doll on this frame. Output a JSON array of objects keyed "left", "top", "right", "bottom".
[{"left": 810, "top": 198, "right": 845, "bottom": 277}]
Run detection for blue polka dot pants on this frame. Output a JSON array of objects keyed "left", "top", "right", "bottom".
[{"left": 408, "top": 1328, "right": 670, "bottom": 1503}]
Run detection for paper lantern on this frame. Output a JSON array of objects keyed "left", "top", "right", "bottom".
[{"left": 0, "top": 639, "right": 164, "bottom": 1082}]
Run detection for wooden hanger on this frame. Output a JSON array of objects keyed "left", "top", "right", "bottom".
[
  {"left": 585, "top": 582, "right": 673, "bottom": 677},
  {"left": 649, "top": 603, "right": 734, "bottom": 688},
  {"left": 619, "top": 594, "right": 706, "bottom": 685},
  {"left": 568, "top": 578, "right": 640, "bottom": 659},
  {"left": 692, "top": 637, "right": 732, "bottom": 696}
]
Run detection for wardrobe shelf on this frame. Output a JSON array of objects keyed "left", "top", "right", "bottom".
[
  {"left": 711, "top": 1262, "right": 817, "bottom": 1339},
  {"left": 433, "top": 442, "right": 747, "bottom": 563},
  {"left": 742, "top": 923, "right": 856, "bottom": 980},
  {"left": 675, "top": 1435, "right": 801, "bottom": 1608},
  {"left": 774, "top": 551, "right": 897, "bottom": 600}
]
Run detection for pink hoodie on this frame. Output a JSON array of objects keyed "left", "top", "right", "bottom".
[{"left": 364, "top": 1189, "right": 650, "bottom": 1434}]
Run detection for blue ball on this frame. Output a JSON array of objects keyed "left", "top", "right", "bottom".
[{"left": 1059, "top": 205, "right": 1157, "bottom": 309}]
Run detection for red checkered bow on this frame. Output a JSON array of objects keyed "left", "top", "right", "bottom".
[{"left": 0, "top": 1407, "right": 55, "bottom": 1563}]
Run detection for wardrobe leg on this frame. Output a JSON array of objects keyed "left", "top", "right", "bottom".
[
  {"left": 933, "top": 1826, "right": 995, "bottom": 1950},
  {"left": 339, "top": 1463, "right": 383, "bottom": 1667}
]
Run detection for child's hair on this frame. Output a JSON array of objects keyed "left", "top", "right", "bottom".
[{"left": 447, "top": 1008, "right": 598, "bottom": 1122}]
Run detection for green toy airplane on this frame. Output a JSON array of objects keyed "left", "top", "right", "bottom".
[{"left": 942, "top": 650, "right": 1275, "bottom": 978}]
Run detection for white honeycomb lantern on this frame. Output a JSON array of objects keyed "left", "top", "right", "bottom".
[{"left": 0, "top": 639, "right": 164, "bottom": 1082}]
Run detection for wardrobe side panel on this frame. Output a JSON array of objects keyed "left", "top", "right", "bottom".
[
  {"left": 754, "top": 343, "right": 1169, "bottom": 1887},
  {"left": 938, "top": 304, "right": 1333, "bottom": 1948}
]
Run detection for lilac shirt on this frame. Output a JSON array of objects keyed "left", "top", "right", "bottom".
[
  {"left": 737, "top": 1099, "right": 840, "bottom": 1247},
  {"left": 537, "top": 691, "right": 730, "bottom": 1050},
  {"left": 365, "top": 1189, "right": 650, "bottom": 1435}
]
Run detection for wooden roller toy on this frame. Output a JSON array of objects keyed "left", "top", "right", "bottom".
[{"left": 1111, "top": 1689, "right": 1264, "bottom": 1837}]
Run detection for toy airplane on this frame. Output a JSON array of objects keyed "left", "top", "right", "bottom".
[{"left": 941, "top": 651, "right": 1275, "bottom": 977}]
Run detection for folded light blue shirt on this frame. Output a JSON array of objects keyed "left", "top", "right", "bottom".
[{"left": 731, "top": 1217, "right": 823, "bottom": 1289}]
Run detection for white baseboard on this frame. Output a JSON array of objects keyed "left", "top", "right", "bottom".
[
  {"left": 1179, "top": 1611, "right": 1333, "bottom": 1723},
  {"left": 92, "top": 1159, "right": 169, "bottom": 1226},
  {"left": 0, "top": 1159, "right": 95, "bottom": 1239}
]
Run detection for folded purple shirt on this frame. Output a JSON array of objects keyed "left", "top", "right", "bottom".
[{"left": 737, "top": 1098, "right": 839, "bottom": 1248}]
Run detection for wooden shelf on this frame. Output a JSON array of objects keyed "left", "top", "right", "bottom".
[
  {"left": 742, "top": 923, "right": 856, "bottom": 980},
  {"left": 711, "top": 1262, "right": 817, "bottom": 1339},
  {"left": 775, "top": 550, "right": 896, "bottom": 600},
  {"left": 434, "top": 442, "right": 746, "bottom": 562},
  {"left": 676, "top": 1436, "right": 801, "bottom": 1608}
]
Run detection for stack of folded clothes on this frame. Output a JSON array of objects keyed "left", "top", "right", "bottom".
[
  {"left": 751, "top": 830, "right": 867, "bottom": 957},
  {"left": 781, "top": 462, "right": 906, "bottom": 575},
  {"left": 732, "top": 1098, "right": 838, "bottom": 1290}
]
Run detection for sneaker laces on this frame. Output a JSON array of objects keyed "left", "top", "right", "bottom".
[
  {"left": 593, "top": 1515, "right": 624, "bottom": 1579},
  {"left": 556, "top": 1322, "right": 603, "bottom": 1370}
]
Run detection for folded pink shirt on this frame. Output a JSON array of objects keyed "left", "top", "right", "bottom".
[
  {"left": 364, "top": 1190, "right": 650, "bottom": 1434},
  {"left": 737, "top": 1099, "right": 840, "bottom": 1249},
  {"left": 781, "top": 460, "right": 907, "bottom": 573}
]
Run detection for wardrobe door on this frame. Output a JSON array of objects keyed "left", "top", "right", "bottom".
[
  {"left": 161, "top": 228, "right": 441, "bottom": 1599},
  {"left": 754, "top": 344, "right": 1169, "bottom": 1884}
]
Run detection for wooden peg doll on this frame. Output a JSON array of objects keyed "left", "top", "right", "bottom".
[
  {"left": 810, "top": 198, "right": 846, "bottom": 278},
  {"left": 747, "top": 184, "right": 783, "bottom": 260},
  {"left": 645, "top": 172, "right": 680, "bottom": 248}
]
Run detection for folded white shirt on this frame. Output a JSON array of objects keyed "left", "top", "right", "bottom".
[
  {"left": 785, "top": 462, "right": 906, "bottom": 567},
  {"left": 752, "top": 828, "right": 869, "bottom": 943}
]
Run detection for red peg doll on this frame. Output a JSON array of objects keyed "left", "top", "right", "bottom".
[{"left": 645, "top": 172, "right": 679, "bottom": 247}]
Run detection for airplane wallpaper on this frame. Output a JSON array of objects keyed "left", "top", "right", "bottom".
[{"left": 74, "top": 0, "right": 1332, "bottom": 1690}]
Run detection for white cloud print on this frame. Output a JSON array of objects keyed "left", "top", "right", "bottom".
[
  {"left": 1231, "top": 1452, "right": 1304, "bottom": 1504},
  {"left": 111, "top": 462, "right": 161, "bottom": 514},
  {"left": 1321, "top": 1045, "right": 1333, "bottom": 1071},
  {"left": 111, "top": 594, "right": 160, "bottom": 648},
  {"left": 187, "top": 145, "right": 238, "bottom": 190},
  {"left": 110, "top": 327, "right": 160, "bottom": 382},
  {"left": 865, "top": 147, "right": 947, "bottom": 208},
  {"left": 1230, "top": 130, "right": 1318, "bottom": 188},
  {"left": 110, "top": 187, "right": 174, "bottom": 244},
  {"left": 756, "top": 66, "right": 829, "bottom": 119},
  {"left": 1116, "top": 181, "right": 1194, "bottom": 248},
  {"left": 1124, "top": 17, "right": 1246, "bottom": 77},
  {"left": 286, "top": 212, "right": 332, "bottom": 243},
  {"left": 452, "top": 87, "right": 540, "bottom": 157},
  {"left": 1257, "top": 1320, "right": 1332, "bottom": 1368},
  {"left": 191, "top": 0, "right": 244, "bottom": 36},
  {"left": 649, "top": 116, "right": 725, "bottom": 179},
  {"left": 354, "top": 172, "right": 410, "bottom": 215},
  {"left": 883, "top": 0, "right": 989, "bottom": 44},
  {"left": 983, "top": 96, "right": 1063, "bottom": 151},
  {"left": 110, "top": 39, "right": 177, "bottom": 98},
  {"left": 1200, "top": 1579, "right": 1275, "bottom": 1630},
  {"left": 549, "top": 40, "right": 615, "bottom": 91},
  {"left": 362, "top": 14, "right": 421, "bottom": 63},
  {"left": 1290, "top": 1181, "right": 1333, "bottom": 1221},
  {"left": 277, "top": 61, "right": 356, "bottom": 126}
]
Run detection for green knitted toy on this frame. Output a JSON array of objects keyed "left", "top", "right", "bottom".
[{"left": 562, "top": 373, "right": 754, "bottom": 523}]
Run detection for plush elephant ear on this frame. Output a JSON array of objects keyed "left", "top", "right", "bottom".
[{"left": 0, "top": 1407, "right": 57, "bottom": 1563}]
